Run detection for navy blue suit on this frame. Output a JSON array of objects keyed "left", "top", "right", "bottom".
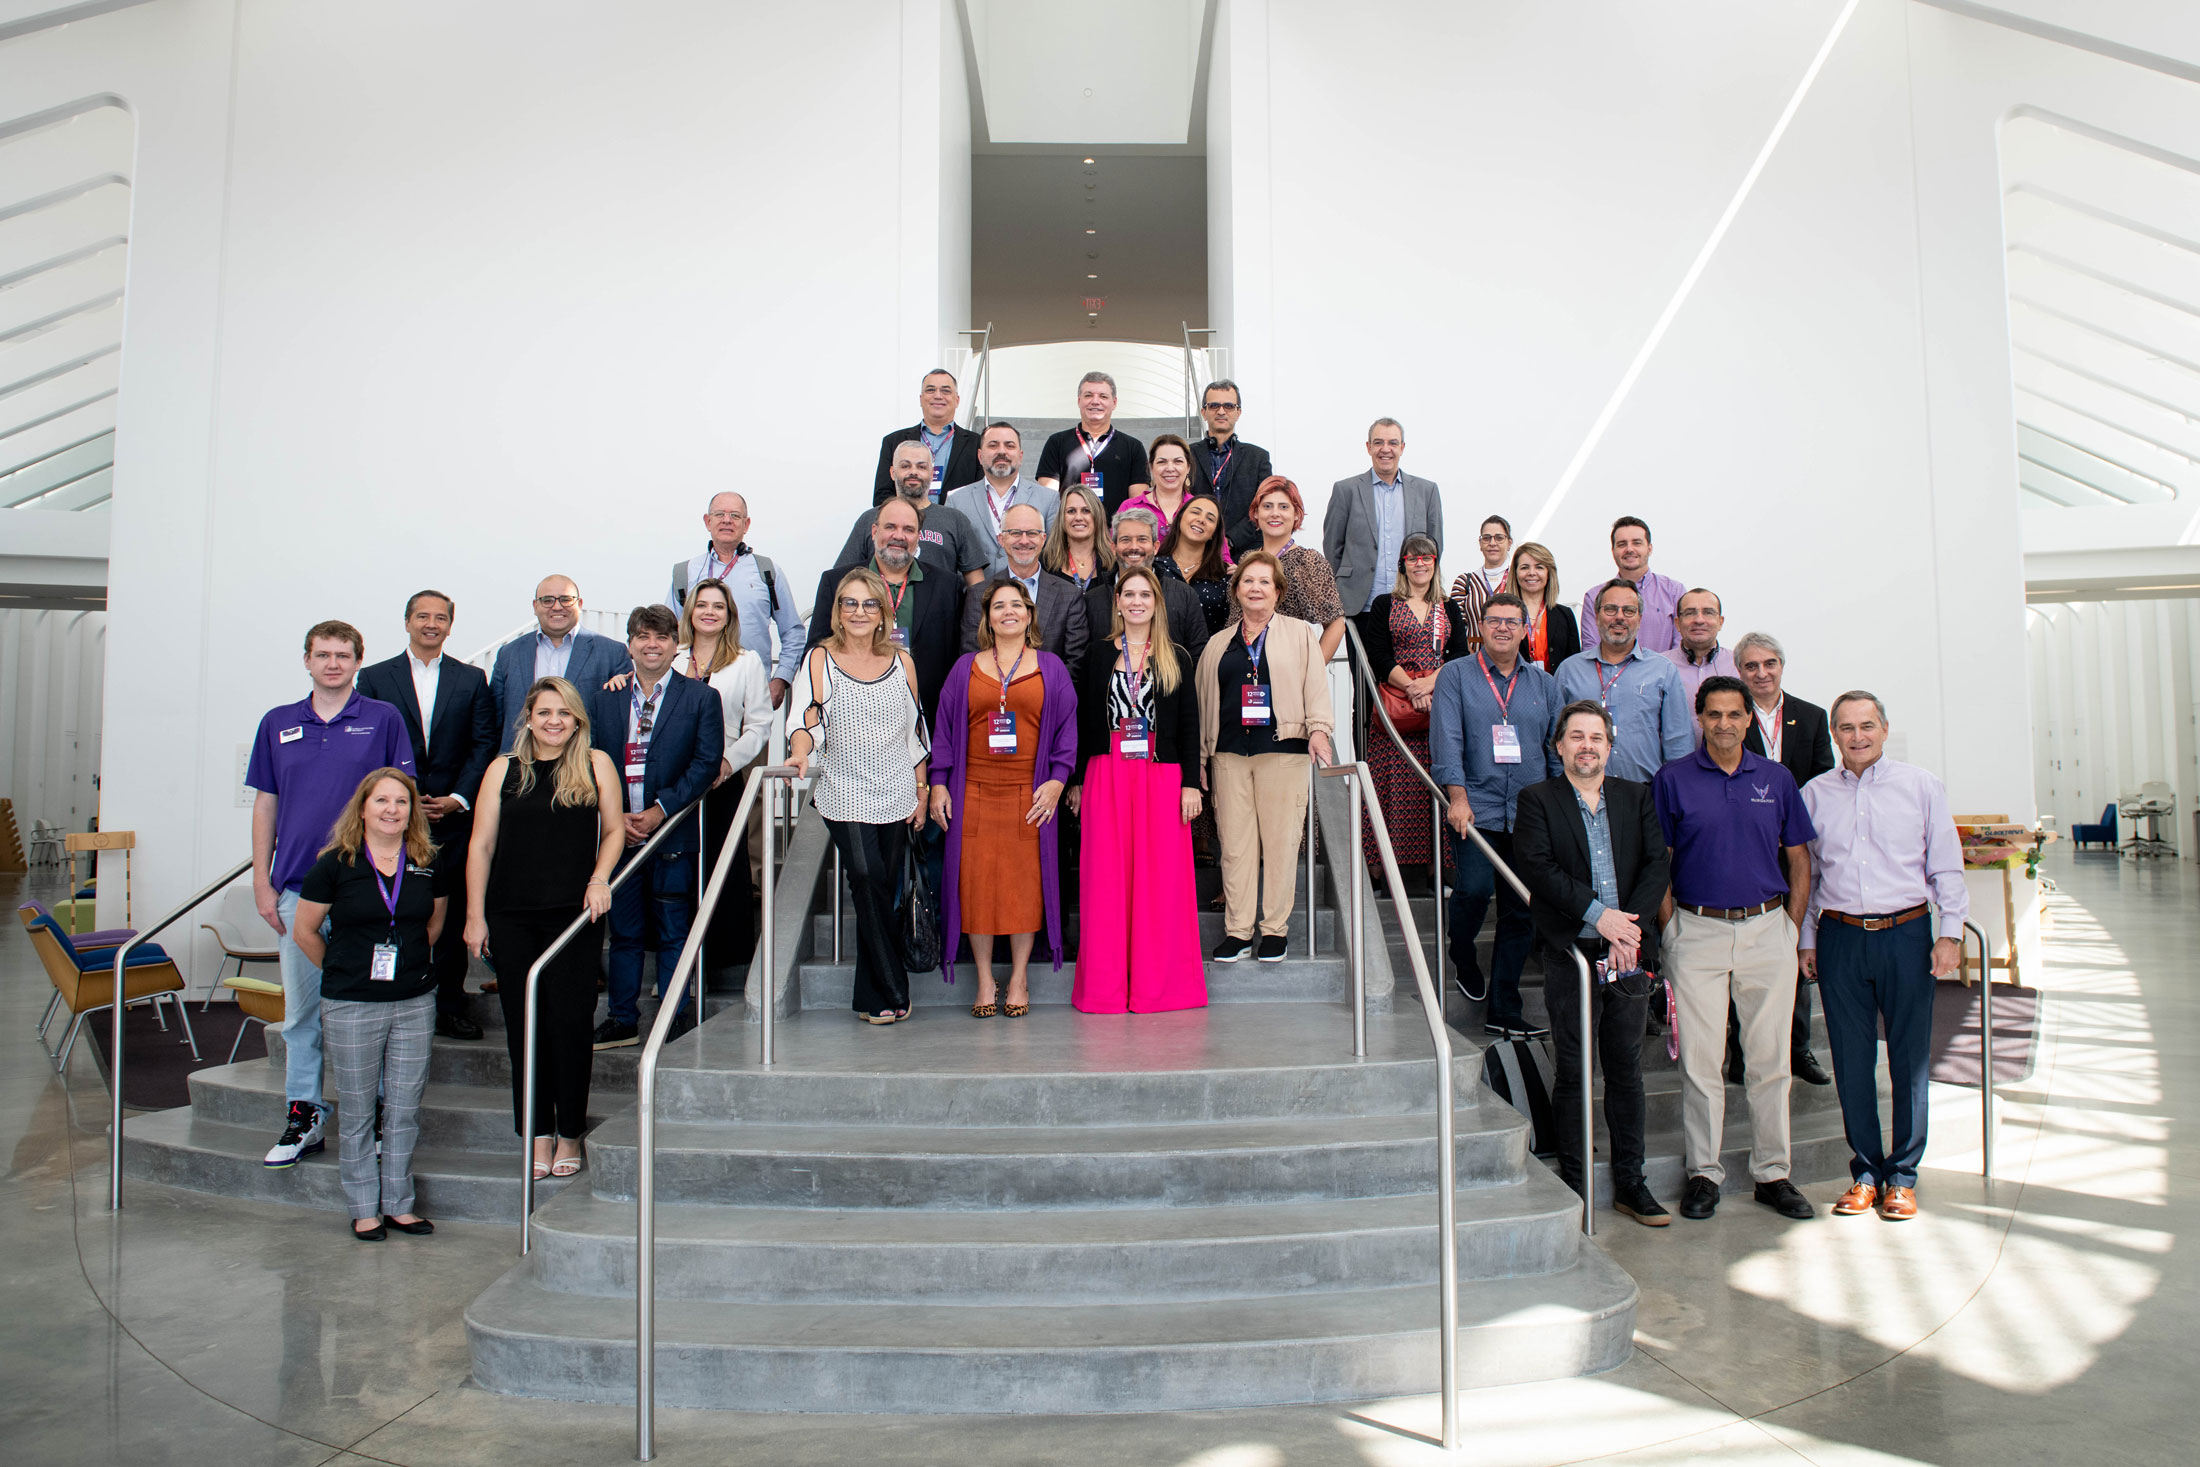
[
  {"left": 489, "top": 629, "right": 633, "bottom": 753},
  {"left": 356, "top": 652, "right": 499, "bottom": 1015},
  {"left": 585, "top": 673, "right": 722, "bottom": 1025}
]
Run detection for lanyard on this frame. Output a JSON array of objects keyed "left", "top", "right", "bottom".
[
  {"left": 1204, "top": 438, "right": 1235, "bottom": 486},
  {"left": 1076, "top": 426, "right": 1115, "bottom": 467},
  {"left": 371, "top": 856, "right": 404, "bottom": 933},
  {"left": 1596, "top": 657, "right": 1629, "bottom": 706},
  {"left": 920, "top": 424, "right": 952, "bottom": 456},
  {"left": 882, "top": 573, "right": 909, "bottom": 624},
  {"left": 985, "top": 486, "right": 1012, "bottom": 533},
  {"left": 1122, "top": 636, "right": 1150, "bottom": 708},
  {"left": 705, "top": 543, "right": 745, "bottom": 583},
  {"left": 1476, "top": 652, "right": 1518, "bottom": 722},
  {"left": 1241, "top": 620, "right": 1271, "bottom": 671},
  {"left": 631, "top": 679, "right": 661, "bottom": 739},
  {"left": 1755, "top": 698, "right": 1784, "bottom": 755},
  {"left": 992, "top": 644, "right": 1027, "bottom": 711}
]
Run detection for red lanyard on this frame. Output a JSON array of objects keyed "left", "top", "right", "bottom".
[
  {"left": 1122, "top": 636, "right": 1150, "bottom": 708},
  {"left": 1076, "top": 426, "right": 1115, "bottom": 464},
  {"left": 1477, "top": 652, "right": 1517, "bottom": 721},
  {"left": 707, "top": 546, "right": 743, "bottom": 582},
  {"left": 883, "top": 574, "right": 909, "bottom": 623},
  {"left": 1596, "top": 658, "right": 1629, "bottom": 706},
  {"left": 992, "top": 644, "right": 1027, "bottom": 711}
]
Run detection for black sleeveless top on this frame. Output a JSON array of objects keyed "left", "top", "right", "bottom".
[{"left": 486, "top": 758, "right": 601, "bottom": 914}]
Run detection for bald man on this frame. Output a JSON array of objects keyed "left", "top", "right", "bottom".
[
  {"left": 488, "top": 574, "right": 633, "bottom": 752},
  {"left": 959, "top": 502, "right": 1089, "bottom": 671}
]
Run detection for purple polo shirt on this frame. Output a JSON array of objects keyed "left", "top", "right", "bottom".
[
  {"left": 1651, "top": 746, "right": 1815, "bottom": 909},
  {"left": 244, "top": 691, "right": 416, "bottom": 893}
]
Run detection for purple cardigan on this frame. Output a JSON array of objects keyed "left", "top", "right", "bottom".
[{"left": 928, "top": 649, "right": 1080, "bottom": 979}]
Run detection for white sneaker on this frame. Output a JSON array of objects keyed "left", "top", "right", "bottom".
[{"left": 263, "top": 1101, "right": 326, "bottom": 1168}]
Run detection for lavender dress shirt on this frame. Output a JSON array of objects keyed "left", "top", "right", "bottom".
[
  {"left": 1582, "top": 568, "right": 1687, "bottom": 653},
  {"left": 1664, "top": 642, "right": 1740, "bottom": 737},
  {"left": 1798, "top": 756, "right": 1970, "bottom": 947}
]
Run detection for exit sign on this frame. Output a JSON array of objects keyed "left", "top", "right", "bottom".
[{"left": 1081, "top": 296, "right": 1106, "bottom": 312}]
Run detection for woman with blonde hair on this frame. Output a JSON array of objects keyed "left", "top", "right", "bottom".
[
  {"left": 788, "top": 567, "right": 929, "bottom": 1024},
  {"left": 465, "top": 677, "right": 624, "bottom": 1180},
  {"left": 292, "top": 768, "right": 446, "bottom": 1238},
  {"left": 1068, "top": 566, "right": 1206, "bottom": 1012},
  {"left": 1507, "top": 541, "right": 1579, "bottom": 672},
  {"left": 1041, "top": 483, "right": 1114, "bottom": 591}
]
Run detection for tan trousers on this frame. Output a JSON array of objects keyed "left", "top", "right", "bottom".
[
  {"left": 1211, "top": 751, "right": 1310, "bottom": 939},
  {"left": 1668, "top": 906, "right": 1797, "bottom": 1185}
]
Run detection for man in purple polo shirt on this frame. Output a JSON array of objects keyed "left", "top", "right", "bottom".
[
  {"left": 245, "top": 620, "right": 416, "bottom": 1169},
  {"left": 1652, "top": 674, "right": 1816, "bottom": 1223}
]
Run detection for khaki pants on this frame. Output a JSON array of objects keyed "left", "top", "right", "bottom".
[
  {"left": 1668, "top": 906, "right": 1797, "bottom": 1185},
  {"left": 1211, "top": 751, "right": 1310, "bottom": 939}
]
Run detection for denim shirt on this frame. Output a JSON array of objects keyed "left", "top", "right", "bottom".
[
  {"left": 1576, "top": 784, "right": 1622, "bottom": 937},
  {"left": 1427, "top": 654, "right": 1564, "bottom": 831}
]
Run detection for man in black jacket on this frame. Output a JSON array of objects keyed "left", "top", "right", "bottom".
[
  {"left": 872, "top": 368, "right": 981, "bottom": 505},
  {"left": 355, "top": 590, "right": 498, "bottom": 1038},
  {"left": 1188, "top": 379, "right": 1272, "bottom": 557},
  {"left": 1734, "top": 631, "right": 1836, "bottom": 1086},
  {"left": 1081, "top": 505, "right": 1211, "bottom": 675},
  {"left": 809, "top": 495, "right": 961, "bottom": 733},
  {"left": 1513, "top": 699, "right": 1673, "bottom": 1227}
]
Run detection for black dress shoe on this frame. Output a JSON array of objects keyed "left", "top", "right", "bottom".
[
  {"left": 351, "top": 1220, "right": 386, "bottom": 1241},
  {"left": 1754, "top": 1179, "right": 1814, "bottom": 1220},
  {"left": 1680, "top": 1175, "right": 1720, "bottom": 1220},
  {"left": 435, "top": 1011, "right": 483, "bottom": 1041},
  {"left": 381, "top": 1216, "right": 435, "bottom": 1236},
  {"left": 1723, "top": 1042, "right": 1746, "bottom": 1087},
  {"left": 1614, "top": 1182, "right": 1671, "bottom": 1227},
  {"left": 1792, "top": 1048, "right": 1832, "bottom": 1086}
]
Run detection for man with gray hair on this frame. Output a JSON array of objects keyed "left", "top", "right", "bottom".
[
  {"left": 1190, "top": 378, "right": 1272, "bottom": 556},
  {"left": 1324, "top": 416, "right": 1443, "bottom": 616},
  {"left": 873, "top": 366, "right": 979, "bottom": 503},
  {"left": 1036, "top": 370, "right": 1150, "bottom": 515},
  {"left": 1084, "top": 504, "right": 1210, "bottom": 664}
]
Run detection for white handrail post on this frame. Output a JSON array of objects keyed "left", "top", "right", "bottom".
[
  {"left": 1347, "top": 770, "right": 1366, "bottom": 1057},
  {"left": 761, "top": 771, "right": 779, "bottom": 1068},
  {"left": 1575, "top": 948, "right": 1595, "bottom": 1237},
  {"left": 1966, "top": 920, "right": 1993, "bottom": 1179},
  {"left": 1304, "top": 761, "right": 1317, "bottom": 955},
  {"left": 1431, "top": 791, "right": 1447, "bottom": 991},
  {"left": 831, "top": 847, "right": 843, "bottom": 965}
]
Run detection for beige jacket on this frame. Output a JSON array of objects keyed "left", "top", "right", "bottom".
[{"left": 1196, "top": 613, "right": 1336, "bottom": 769}]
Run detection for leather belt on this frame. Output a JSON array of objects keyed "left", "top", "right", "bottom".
[
  {"left": 1678, "top": 898, "right": 1784, "bottom": 921},
  {"left": 1822, "top": 904, "right": 1929, "bottom": 932}
]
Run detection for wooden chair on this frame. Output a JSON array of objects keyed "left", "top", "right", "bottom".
[
  {"left": 220, "top": 974, "right": 285, "bottom": 1064},
  {"left": 28, "top": 914, "right": 200, "bottom": 1077},
  {"left": 19, "top": 901, "right": 134, "bottom": 1040}
]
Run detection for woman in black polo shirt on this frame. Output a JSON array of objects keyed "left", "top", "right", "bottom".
[{"left": 293, "top": 767, "right": 447, "bottom": 1240}]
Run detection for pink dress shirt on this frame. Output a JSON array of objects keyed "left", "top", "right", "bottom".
[{"left": 1799, "top": 756, "right": 1969, "bottom": 947}]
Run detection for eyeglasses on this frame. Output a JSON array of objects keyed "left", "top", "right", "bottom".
[
  {"left": 1001, "top": 529, "right": 1044, "bottom": 540},
  {"left": 1402, "top": 553, "right": 1436, "bottom": 565},
  {"left": 1478, "top": 533, "right": 1510, "bottom": 543},
  {"left": 1482, "top": 616, "right": 1524, "bottom": 630},
  {"left": 1202, "top": 401, "right": 1240, "bottom": 412},
  {"left": 706, "top": 511, "right": 746, "bottom": 521},
  {"left": 837, "top": 598, "right": 883, "bottom": 614},
  {"left": 535, "top": 595, "right": 578, "bottom": 608}
]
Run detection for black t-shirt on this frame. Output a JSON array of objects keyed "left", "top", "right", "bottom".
[
  {"left": 297, "top": 846, "right": 448, "bottom": 1002},
  {"left": 1215, "top": 631, "right": 1308, "bottom": 759},
  {"left": 1036, "top": 428, "right": 1149, "bottom": 515}
]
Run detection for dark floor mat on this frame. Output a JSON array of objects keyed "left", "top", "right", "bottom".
[
  {"left": 1930, "top": 978, "right": 2038, "bottom": 1087},
  {"left": 84, "top": 1001, "right": 266, "bottom": 1111}
]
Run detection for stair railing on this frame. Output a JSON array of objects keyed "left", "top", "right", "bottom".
[
  {"left": 1180, "top": 323, "right": 1218, "bottom": 438},
  {"left": 516, "top": 792, "right": 705, "bottom": 1254},
  {"left": 634, "top": 764, "right": 795, "bottom": 1460},
  {"left": 106, "top": 858, "right": 256, "bottom": 1209},
  {"left": 1338, "top": 621, "right": 1596, "bottom": 1240},
  {"left": 957, "top": 323, "right": 993, "bottom": 429}
]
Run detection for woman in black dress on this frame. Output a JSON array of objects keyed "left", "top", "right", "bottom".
[
  {"left": 1156, "top": 492, "right": 1233, "bottom": 637},
  {"left": 465, "top": 676, "right": 624, "bottom": 1181}
]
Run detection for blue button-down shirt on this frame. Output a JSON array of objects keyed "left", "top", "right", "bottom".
[
  {"left": 667, "top": 545, "right": 809, "bottom": 686},
  {"left": 1554, "top": 645, "right": 1694, "bottom": 784},
  {"left": 1428, "top": 653, "right": 1564, "bottom": 831},
  {"left": 1576, "top": 785, "right": 1621, "bottom": 937},
  {"left": 1369, "top": 471, "right": 1405, "bottom": 603},
  {"left": 533, "top": 629, "right": 576, "bottom": 682}
]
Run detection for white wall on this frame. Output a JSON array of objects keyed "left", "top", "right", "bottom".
[
  {"left": 966, "top": 0, "right": 1205, "bottom": 144},
  {"left": 2027, "top": 599, "right": 2199, "bottom": 855},
  {"left": 1209, "top": 0, "right": 2197, "bottom": 816},
  {"left": 2, "top": 0, "right": 965, "bottom": 973},
  {"left": 0, "top": 608, "right": 105, "bottom": 840}
]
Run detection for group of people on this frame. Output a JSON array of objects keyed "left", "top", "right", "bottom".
[{"left": 236, "top": 364, "right": 1970, "bottom": 1237}]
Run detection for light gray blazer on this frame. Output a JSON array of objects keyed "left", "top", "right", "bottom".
[
  {"left": 1322, "top": 471, "right": 1443, "bottom": 616},
  {"left": 943, "top": 476, "right": 1060, "bottom": 570}
]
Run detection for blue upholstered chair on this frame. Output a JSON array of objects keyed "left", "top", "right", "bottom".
[{"left": 2069, "top": 804, "right": 2116, "bottom": 851}]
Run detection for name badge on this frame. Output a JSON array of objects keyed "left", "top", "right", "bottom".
[
  {"left": 988, "top": 711, "right": 1019, "bottom": 753},
  {"left": 889, "top": 626, "right": 910, "bottom": 649},
  {"left": 1240, "top": 685, "right": 1272, "bottom": 725},
  {"left": 624, "top": 741, "right": 647, "bottom": 781},
  {"left": 1079, "top": 470, "right": 1101, "bottom": 490},
  {"left": 1491, "top": 723, "right": 1521, "bottom": 765},
  {"left": 278, "top": 726, "right": 304, "bottom": 745},
  {"left": 1117, "top": 716, "right": 1150, "bottom": 758},
  {"left": 370, "top": 942, "right": 399, "bottom": 983}
]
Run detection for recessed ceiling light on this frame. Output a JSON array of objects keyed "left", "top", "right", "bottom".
[
  {"left": 1083, "top": 157, "right": 1095, "bottom": 164},
  {"left": 1085, "top": 228, "right": 1097, "bottom": 235},
  {"left": 1087, "top": 273, "right": 1098, "bottom": 279}
]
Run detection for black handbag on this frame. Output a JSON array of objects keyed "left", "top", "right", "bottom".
[{"left": 898, "top": 839, "right": 942, "bottom": 974}]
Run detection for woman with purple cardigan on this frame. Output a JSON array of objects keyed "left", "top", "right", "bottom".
[{"left": 927, "top": 577, "right": 1080, "bottom": 1017}]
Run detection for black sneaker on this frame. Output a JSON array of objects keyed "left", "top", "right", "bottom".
[
  {"left": 1256, "top": 935, "right": 1289, "bottom": 963},
  {"left": 666, "top": 1006, "right": 698, "bottom": 1042},
  {"left": 1211, "top": 936, "right": 1253, "bottom": 963},
  {"left": 263, "top": 1101, "right": 325, "bottom": 1168},
  {"left": 1793, "top": 1048, "right": 1832, "bottom": 1086},
  {"left": 592, "top": 1019, "right": 640, "bottom": 1050},
  {"left": 435, "top": 1011, "right": 483, "bottom": 1041},
  {"left": 1754, "top": 1179, "right": 1815, "bottom": 1220},
  {"left": 1614, "top": 1182, "right": 1671, "bottom": 1227},
  {"left": 1680, "top": 1175, "right": 1720, "bottom": 1220}
]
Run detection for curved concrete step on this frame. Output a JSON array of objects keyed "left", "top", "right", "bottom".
[
  {"left": 464, "top": 1248, "right": 1638, "bottom": 1413},
  {"left": 581, "top": 1107, "right": 1528, "bottom": 1209},
  {"left": 812, "top": 905, "right": 1340, "bottom": 951},
  {"left": 799, "top": 959, "right": 1351, "bottom": 1009},
  {"left": 268, "top": 1026, "right": 643, "bottom": 1092},
  {"left": 182, "top": 1059, "right": 608, "bottom": 1154},
  {"left": 521, "top": 1181, "right": 1585, "bottom": 1304}
]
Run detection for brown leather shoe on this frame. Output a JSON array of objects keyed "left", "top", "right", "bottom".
[
  {"left": 1832, "top": 1182, "right": 1878, "bottom": 1216},
  {"left": 1877, "top": 1186, "right": 1917, "bottom": 1220}
]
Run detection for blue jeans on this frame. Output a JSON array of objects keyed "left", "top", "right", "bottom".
[
  {"left": 1446, "top": 827, "right": 1534, "bottom": 1028},
  {"left": 275, "top": 887, "right": 329, "bottom": 1110},
  {"left": 607, "top": 846, "right": 698, "bottom": 1027}
]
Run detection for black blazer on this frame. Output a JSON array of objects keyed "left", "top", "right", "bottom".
[
  {"left": 355, "top": 653, "right": 498, "bottom": 811},
  {"left": 1359, "top": 595, "right": 1471, "bottom": 679},
  {"left": 582, "top": 673, "right": 723, "bottom": 865},
  {"left": 1190, "top": 436, "right": 1273, "bottom": 556},
  {"left": 809, "top": 561, "right": 962, "bottom": 731},
  {"left": 1083, "top": 568, "right": 1212, "bottom": 677},
  {"left": 1512, "top": 776, "right": 1670, "bottom": 971},
  {"left": 1743, "top": 691, "right": 1835, "bottom": 788},
  {"left": 1532, "top": 604, "right": 1583, "bottom": 674},
  {"left": 873, "top": 423, "right": 981, "bottom": 504},
  {"left": 1071, "top": 640, "right": 1200, "bottom": 789}
]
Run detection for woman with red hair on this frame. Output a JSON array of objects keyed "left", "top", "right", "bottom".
[{"left": 1228, "top": 476, "right": 1347, "bottom": 662}]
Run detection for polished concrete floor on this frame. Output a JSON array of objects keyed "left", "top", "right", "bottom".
[{"left": 5, "top": 847, "right": 2193, "bottom": 1466}]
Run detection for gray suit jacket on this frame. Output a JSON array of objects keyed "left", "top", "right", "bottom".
[
  {"left": 960, "top": 568, "right": 1090, "bottom": 676},
  {"left": 1322, "top": 470, "right": 1443, "bottom": 616},
  {"left": 943, "top": 477, "right": 1060, "bottom": 570}
]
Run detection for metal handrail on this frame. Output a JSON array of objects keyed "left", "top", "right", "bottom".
[
  {"left": 957, "top": 323, "right": 992, "bottom": 429},
  {"left": 108, "top": 857, "right": 255, "bottom": 1209},
  {"left": 637, "top": 764, "right": 796, "bottom": 1460},
  {"left": 1339, "top": 618, "right": 1448, "bottom": 994},
  {"left": 517, "top": 792, "right": 705, "bottom": 1252},
  {"left": 1338, "top": 619, "right": 1595, "bottom": 1239},
  {"left": 1962, "top": 919, "right": 1995, "bottom": 1178},
  {"left": 1180, "top": 323, "right": 1218, "bottom": 439}
]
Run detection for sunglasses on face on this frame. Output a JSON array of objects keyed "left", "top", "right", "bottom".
[{"left": 838, "top": 598, "right": 882, "bottom": 614}]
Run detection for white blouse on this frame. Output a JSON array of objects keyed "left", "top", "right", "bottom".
[{"left": 672, "top": 646, "right": 776, "bottom": 771}]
